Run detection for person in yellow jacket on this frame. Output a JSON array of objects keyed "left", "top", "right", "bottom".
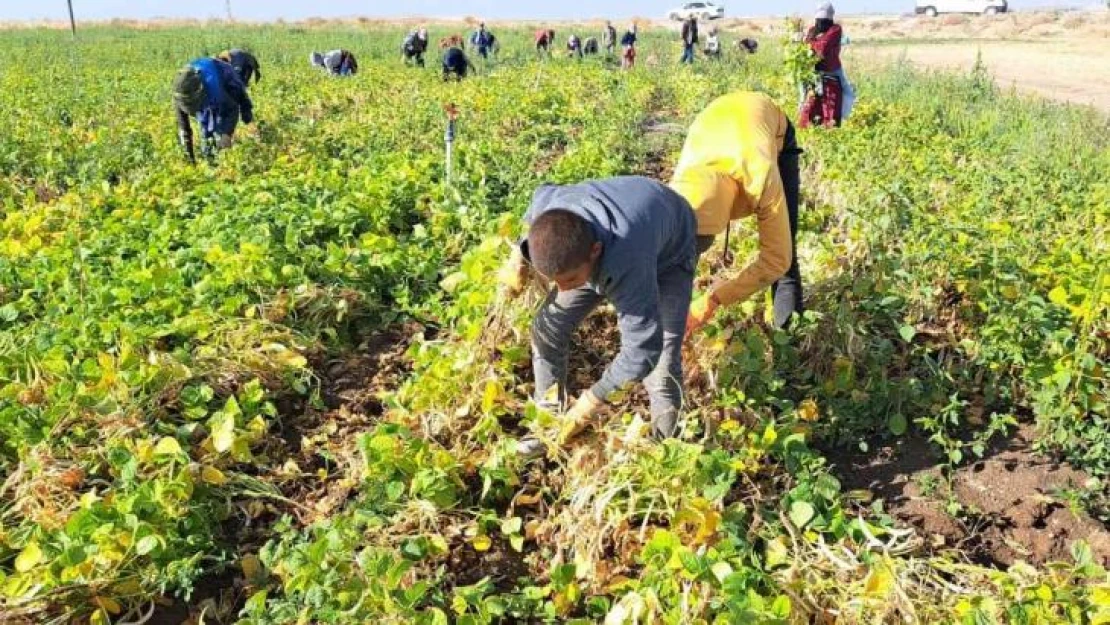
[{"left": 670, "top": 91, "right": 804, "bottom": 332}]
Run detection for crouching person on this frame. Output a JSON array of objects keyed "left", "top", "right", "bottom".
[{"left": 498, "top": 177, "right": 698, "bottom": 458}]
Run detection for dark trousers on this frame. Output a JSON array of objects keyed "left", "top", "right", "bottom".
[
  {"left": 772, "top": 121, "right": 803, "bottom": 329},
  {"left": 681, "top": 43, "right": 695, "bottom": 64}
]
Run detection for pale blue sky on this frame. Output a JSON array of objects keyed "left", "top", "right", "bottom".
[{"left": 1, "top": 0, "right": 1083, "bottom": 21}]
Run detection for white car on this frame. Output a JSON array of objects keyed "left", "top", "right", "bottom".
[
  {"left": 668, "top": 2, "right": 726, "bottom": 21},
  {"left": 915, "top": 0, "right": 1008, "bottom": 16}
]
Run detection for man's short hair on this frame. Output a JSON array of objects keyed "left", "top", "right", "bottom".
[{"left": 528, "top": 209, "right": 596, "bottom": 277}]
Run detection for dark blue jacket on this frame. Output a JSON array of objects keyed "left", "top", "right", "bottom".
[{"left": 176, "top": 58, "right": 253, "bottom": 161}]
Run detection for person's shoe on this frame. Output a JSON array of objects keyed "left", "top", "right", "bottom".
[{"left": 516, "top": 437, "right": 548, "bottom": 460}]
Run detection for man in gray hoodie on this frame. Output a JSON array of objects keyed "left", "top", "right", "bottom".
[{"left": 499, "top": 176, "right": 697, "bottom": 457}]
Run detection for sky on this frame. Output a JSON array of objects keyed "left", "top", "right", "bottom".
[{"left": 0, "top": 0, "right": 1086, "bottom": 22}]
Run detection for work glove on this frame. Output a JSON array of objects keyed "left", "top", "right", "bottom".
[
  {"left": 497, "top": 248, "right": 531, "bottom": 298},
  {"left": 516, "top": 391, "right": 604, "bottom": 460},
  {"left": 685, "top": 291, "right": 721, "bottom": 340},
  {"left": 557, "top": 391, "right": 604, "bottom": 445}
]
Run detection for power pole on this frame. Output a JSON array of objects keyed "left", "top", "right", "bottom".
[
  {"left": 66, "top": 0, "right": 76, "bottom": 37},
  {"left": 225, "top": 0, "right": 232, "bottom": 21}
]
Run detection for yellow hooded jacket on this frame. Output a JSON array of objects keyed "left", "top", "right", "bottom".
[{"left": 670, "top": 91, "right": 792, "bottom": 307}]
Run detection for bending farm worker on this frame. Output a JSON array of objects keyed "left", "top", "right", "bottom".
[
  {"left": 215, "top": 48, "right": 261, "bottom": 85},
  {"left": 535, "top": 28, "right": 556, "bottom": 55},
  {"left": 310, "top": 49, "right": 358, "bottom": 76},
  {"left": 442, "top": 42, "right": 475, "bottom": 80},
  {"left": 499, "top": 177, "right": 698, "bottom": 458},
  {"left": 567, "top": 34, "right": 583, "bottom": 58},
  {"left": 620, "top": 24, "right": 638, "bottom": 69},
  {"left": 172, "top": 57, "right": 254, "bottom": 164},
  {"left": 704, "top": 29, "right": 721, "bottom": 58},
  {"left": 402, "top": 28, "right": 430, "bottom": 67},
  {"left": 670, "top": 91, "right": 804, "bottom": 333}
]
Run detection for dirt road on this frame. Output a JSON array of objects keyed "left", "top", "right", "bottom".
[{"left": 848, "top": 39, "right": 1110, "bottom": 114}]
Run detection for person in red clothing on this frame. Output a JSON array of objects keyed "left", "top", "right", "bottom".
[
  {"left": 535, "top": 29, "right": 556, "bottom": 55},
  {"left": 799, "top": 2, "right": 844, "bottom": 128}
]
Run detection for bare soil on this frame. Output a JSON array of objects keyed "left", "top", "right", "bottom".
[
  {"left": 849, "top": 39, "right": 1110, "bottom": 113},
  {"left": 832, "top": 423, "right": 1110, "bottom": 567}
]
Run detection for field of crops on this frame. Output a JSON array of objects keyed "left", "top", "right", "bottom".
[{"left": 0, "top": 21, "right": 1108, "bottom": 625}]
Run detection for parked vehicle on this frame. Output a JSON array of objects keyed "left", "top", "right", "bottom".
[
  {"left": 668, "top": 2, "right": 726, "bottom": 21},
  {"left": 915, "top": 0, "right": 1007, "bottom": 16}
]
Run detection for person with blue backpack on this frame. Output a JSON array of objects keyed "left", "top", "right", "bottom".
[
  {"left": 172, "top": 57, "right": 254, "bottom": 164},
  {"left": 470, "top": 22, "right": 494, "bottom": 59}
]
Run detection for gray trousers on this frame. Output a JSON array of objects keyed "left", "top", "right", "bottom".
[{"left": 531, "top": 266, "right": 694, "bottom": 438}]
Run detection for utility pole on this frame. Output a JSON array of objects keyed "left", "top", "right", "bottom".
[
  {"left": 225, "top": 0, "right": 232, "bottom": 21},
  {"left": 66, "top": 0, "right": 76, "bottom": 37}
]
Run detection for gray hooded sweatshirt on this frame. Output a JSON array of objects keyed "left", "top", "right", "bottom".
[{"left": 520, "top": 176, "right": 697, "bottom": 400}]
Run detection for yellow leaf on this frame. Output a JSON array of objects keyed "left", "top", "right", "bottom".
[
  {"left": 481, "top": 379, "right": 502, "bottom": 414},
  {"left": 1048, "top": 285, "right": 1069, "bottom": 306},
  {"left": 240, "top": 554, "right": 264, "bottom": 582},
  {"left": 201, "top": 466, "right": 228, "bottom": 485},
  {"left": 93, "top": 595, "right": 122, "bottom": 615},
  {"left": 472, "top": 535, "right": 492, "bottom": 552},
  {"left": 153, "top": 436, "right": 183, "bottom": 456},
  {"left": 15, "top": 542, "right": 43, "bottom": 572},
  {"left": 542, "top": 384, "right": 561, "bottom": 404},
  {"left": 89, "top": 608, "right": 110, "bottom": 625},
  {"left": 864, "top": 563, "right": 894, "bottom": 596},
  {"left": 798, "top": 399, "right": 819, "bottom": 422},
  {"left": 211, "top": 413, "right": 235, "bottom": 453}
]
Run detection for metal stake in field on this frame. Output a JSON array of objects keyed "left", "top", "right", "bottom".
[
  {"left": 443, "top": 102, "right": 459, "bottom": 186},
  {"left": 66, "top": 0, "right": 76, "bottom": 37}
]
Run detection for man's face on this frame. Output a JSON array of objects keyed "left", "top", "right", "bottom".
[{"left": 546, "top": 242, "right": 602, "bottom": 292}]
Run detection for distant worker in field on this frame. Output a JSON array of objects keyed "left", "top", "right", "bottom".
[
  {"left": 603, "top": 20, "right": 618, "bottom": 55},
  {"left": 214, "top": 49, "right": 261, "bottom": 85},
  {"left": 310, "top": 49, "right": 358, "bottom": 76},
  {"left": 471, "top": 22, "right": 494, "bottom": 59},
  {"left": 738, "top": 37, "right": 759, "bottom": 54},
  {"left": 442, "top": 41, "right": 475, "bottom": 80},
  {"left": 801, "top": 2, "right": 855, "bottom": 126},
  {"left": 402, "top": 28, "right": 430, "bottom": 67},
  {"left": 704, "top": 28, "right": 721, "bottom": 59},
  {"left": 620, "top": 24, "right": 638, "bottom": 69},
  {"left": 583, "top": 37, "right": 600, "bottom": 56},
  {"left": 681, "top": 16, "right": 699, "bottom": 64},
  {"left": 498, "top": 177, "right": 698, "bottom": 457},
  {"left": 172, "top": 57, "right": 254, "bottom": 164},
  {"left": 670, "top": 91, "right": 804, "bottom": 332},
  {"left": 535, "top": 28, "right": 556, "bottom": 55},
  {"left": 567, "top": 34, "right": 583, "bottom": 58}
]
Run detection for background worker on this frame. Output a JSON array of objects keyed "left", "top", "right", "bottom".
[
  {"left": 310, "top": 49, "right": 358, "bottom": 75},
  {"left": 214, "top": 48, "right": 261, "bottom": 85},
  {"left": 172, "top": 57, "right": 254, "bottom": 164},
  {"left": 402, "top": 28, "right": 430, "bottom": 67}
]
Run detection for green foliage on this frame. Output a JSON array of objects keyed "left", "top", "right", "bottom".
[{"left": 0, "top": 22, "right": 1106, "bottom": 625}]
